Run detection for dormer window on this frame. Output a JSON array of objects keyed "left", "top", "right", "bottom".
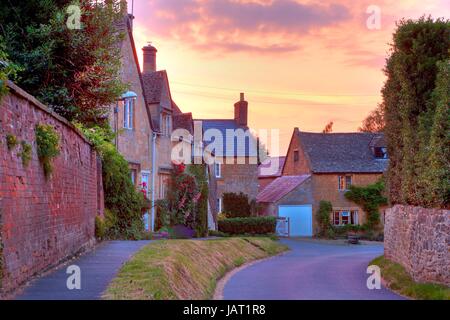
[{"left": 374, "top": 147, "right": 388, "bottom": 159}]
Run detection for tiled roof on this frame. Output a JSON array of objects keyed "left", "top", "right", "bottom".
[
  {"left": 298, "top": 132, "right": 388, "bottom": 173},
  {"left": 142, "top": 71, "right": 167, "bottom": 104},
  {"left": 257, "top": 175, "right": 311, "bottom": 203},
  {"left": 197, "top": 119, "right": 258, "bottom": 157},
  {"left": 258, "top": 156, "right": 286, "bottom": 178},
  {"left": 173, "top": 113, "right": 193, "bottom": 134}
]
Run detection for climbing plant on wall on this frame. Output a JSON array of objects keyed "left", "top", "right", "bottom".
[{"left": 345, "top": 179, "right": 388, "bottom": 229}]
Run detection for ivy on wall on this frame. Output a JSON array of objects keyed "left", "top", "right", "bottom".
[{"left": 345, "top": 179, "right": 388, "bottom": 229}]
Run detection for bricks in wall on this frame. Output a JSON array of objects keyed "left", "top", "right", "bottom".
[{"left": 0, "top": 82, "right": 102, "bottom": 294}]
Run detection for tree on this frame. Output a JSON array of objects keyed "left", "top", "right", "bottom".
[
  {"left": 382, "top": 16, "right": 449, "bottom": 208},
  {"left": 0, "top": 0, "right": 127, "bottom": 123},
  {"left": 359, "top": 104, "right": 385, "bottom": 132},
  {"left": 322, "top": 121, "right": 334, "bottom": 133}
]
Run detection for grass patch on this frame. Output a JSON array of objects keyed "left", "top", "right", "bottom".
[
  {"left": 371, "top": 256, "right": 450, "bottom": 300},
  {"left": 104, "top": 238, "right": 288, "bottom": 300}
]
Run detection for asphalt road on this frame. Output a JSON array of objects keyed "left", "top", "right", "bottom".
[
  {"left": 16, "top": 241, "right": 151, "bottom": 300},
  {"left": 223, "top": 239, "right": 404, "bottom": 300}
]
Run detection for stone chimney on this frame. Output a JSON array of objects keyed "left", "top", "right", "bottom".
[
  {"left": 234, "top": 93, "right": 248, "bottom": 127},
  {"left": 142, "top": 44, "right": 157, "bottom": 74}
]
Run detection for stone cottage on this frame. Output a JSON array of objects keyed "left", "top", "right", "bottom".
[
  {"left": 108, "top": 13, "right": 154, "bottom": 228},
  {"left": 258, "top": 128, "right": 388, "bottom": 236},
  {"left": 195, "top": 93, "right": 259, "bottom": 213}
]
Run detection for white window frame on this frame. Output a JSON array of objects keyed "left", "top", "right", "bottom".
[
  {"left": 214, "top": 163, "right": 221, "bottom": 178},
  {"left": 333, "top": 210, "right": 359, "bottom": 226},
  {"left": 338, "top": 175, "right": 352, "bottom": 191},
  {"left": 123, "top": 98, "right": 134, "bottom": 129},
  {"left": 217, "top": 197, "right": 223, "bottom": 213}
]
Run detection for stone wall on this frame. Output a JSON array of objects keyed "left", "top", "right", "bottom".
[
  {"left": 0, "top": 82, "right": 101, "bottom": 294},
  {"left": 384, "top": 205, "right": 449, "bottom": 286}
]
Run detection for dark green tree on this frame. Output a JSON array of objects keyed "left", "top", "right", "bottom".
[
  {"left": 0, "top": 0, "right": 127, "bottom": 123},
  {"left": 382, "top": 16, "right": 450, "bottom": 207}
]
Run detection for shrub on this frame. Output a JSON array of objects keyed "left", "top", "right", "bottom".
[
  {"left": 223, "top": 192, "right": 252, "bottom": 218},
  {"left": 316, "top": 201, "right": 333, "bottom": 237},
  {"left": 77, "top": 124, "right": 146, "bottom": 239},
  {"left": 187, "top": 164, "right": 209, "bottom": 237},
  {"left": 35, "top": 124, "right": 60, "bottom": 178},
  {"left": 6, "top": 134, "right": 17, "bottom": 150},
  {"left": 19, "top": 141, "right": 32, "bottom": 167},
  {"left": 218, "top": 216, "right": 276, "bottom": 235}
]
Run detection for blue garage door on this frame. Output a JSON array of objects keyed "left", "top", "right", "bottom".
[{"left": 278, "top": 205, "right": 313, "bottom": 237}]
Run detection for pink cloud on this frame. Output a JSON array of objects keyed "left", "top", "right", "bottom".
[{"left": 139, "top": 0, "right": 352, "bottom": 53}]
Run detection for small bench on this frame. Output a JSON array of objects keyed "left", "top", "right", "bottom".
[{"left": 348, "top": 235, "right": 360, "bottom": 245}]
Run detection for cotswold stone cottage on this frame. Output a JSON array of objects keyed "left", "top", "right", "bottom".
[
  {"left": 193, "top": 94, "right": 259, "bottom": 213},
  {"left": 108, "top": 14, "right": 154, "bottom": 228},
  {"left": 258, "top": 128, "right": 388, "bottom": 236}
]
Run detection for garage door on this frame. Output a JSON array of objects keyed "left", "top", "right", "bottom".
[{"left": 278, "top": 205, "right": 313, "bottom": 237}]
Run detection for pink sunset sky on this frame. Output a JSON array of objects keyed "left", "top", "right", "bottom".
[{"left": 128, "top": 0, "right": 449, "bottom": 155}]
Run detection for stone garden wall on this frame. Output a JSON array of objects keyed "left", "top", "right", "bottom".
[
  {"left": 384, "top": 205, "right": 449, "bottom": 285},
  {"left": 0, "top": 81, "right": 102, "bottom": 295}
]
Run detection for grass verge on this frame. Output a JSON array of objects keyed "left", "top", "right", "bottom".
[
  {"left": 103, "top": 237, "right": 288, "bottom": 300},
  {"left": 371, "top": 256, "right": 450, "bottom": 300}
]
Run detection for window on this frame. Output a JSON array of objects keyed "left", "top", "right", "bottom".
[
  {"left": 374, "top": 147, "right": 388, "bottom": 159},
  {"left": 130, "top": 169, "right": 137, "bottom": 186},
  {"left": 338, "top": 175, "right": 352, "bottom": 191},
  {"left": 345, "top": 176, "right": 352, "bottom": 188},
  {"left": 160, "top": 113, "right": 172, "bottom": 136},
  {"left": 214, "top": 163, "right": 221, "bottom": 178},
  {"left": 123, "top": 98, "right": 135, "bottom": 129},
  {"left": 159, "top": 175, "right": 169, "bottom": 199},
  {"left": 217, "top": 197, "right": 223, "bottom": 213},
  {"left": 333, "top": 210, "right": 359, "bottom": 226},
  {"left": 294, "top": 150, "right": 300, "bottom": 162}
]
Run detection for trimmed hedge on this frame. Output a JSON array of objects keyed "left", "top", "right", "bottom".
[{"left": 218, "top": 216, "right": 276, "bottom": 235}]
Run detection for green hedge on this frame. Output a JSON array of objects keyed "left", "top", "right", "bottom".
[{"left": 218, "top": 217, "right": 276, "bottom": 235}]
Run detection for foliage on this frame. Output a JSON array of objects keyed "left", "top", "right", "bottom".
[
  {"left": 0, "top": 0, "right": 128, "bottom": 123},
  {"left": 165, "top": 163, "right": 200, "bottom": 230},
  {"left": 345, "top": 179, "right": 387, "bottom": 229},
  {"left": 218, "top": 217, "right": 276, "bottom": 235},
  {"left": 104, "top": 238, "right": 288, "bottom": 300},
  {"left": 35, "top": 124, "right": 60, "bottom": 178},
  {"left": 222, "top": 192, "right": 252, "bottom": 218},
  {"left": 382, "top": 16, "right": 450, "bottom": 208},
  {"left": 6, "top": 134, "right": 17, "bottom": 150},
  {"left": 187, "top": 164, "right": 209, "bottom": 237},
  {"left": 322, "top": 121, "right": 334, "bottom": 133},
  {"left": 359, "top": 103, "right": 385, "bottom": 132},
  {"left": 19, "top": 141, "right": 33, "bottom": 167},
  {"left": 77, "top": 124, "right": 146, "bottom": 239},
  {"left": 155, "top": 199, "right": 171, "bottom": 231},
  {"left": 0, "top": 39, "right": 20, "bottom": 101},
  {"left": 371, "top": 256, "right": 450, "bottom": 300},
  {"left": 316, "top": 201, "right": 333, "bottom": 237}
]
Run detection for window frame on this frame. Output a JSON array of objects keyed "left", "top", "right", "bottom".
[
  {"left": 214, "top": 163, "right": 222, "bottom": 178},
  {"left": 338, "top": 175, "right": 353, "bottom": 191},
  {"left": 333, "top": 210, "right": 359, "bottom": 226},
  {"left": 123, "top": 98, "right": 135, "bottom": 130}
]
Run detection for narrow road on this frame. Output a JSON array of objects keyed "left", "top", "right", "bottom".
[
  {"left": 223, "top": 239, "right": 403, "bottom": 300},
  {"left": 16, "top": 241, "right": 151, "bottom": 300}
]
